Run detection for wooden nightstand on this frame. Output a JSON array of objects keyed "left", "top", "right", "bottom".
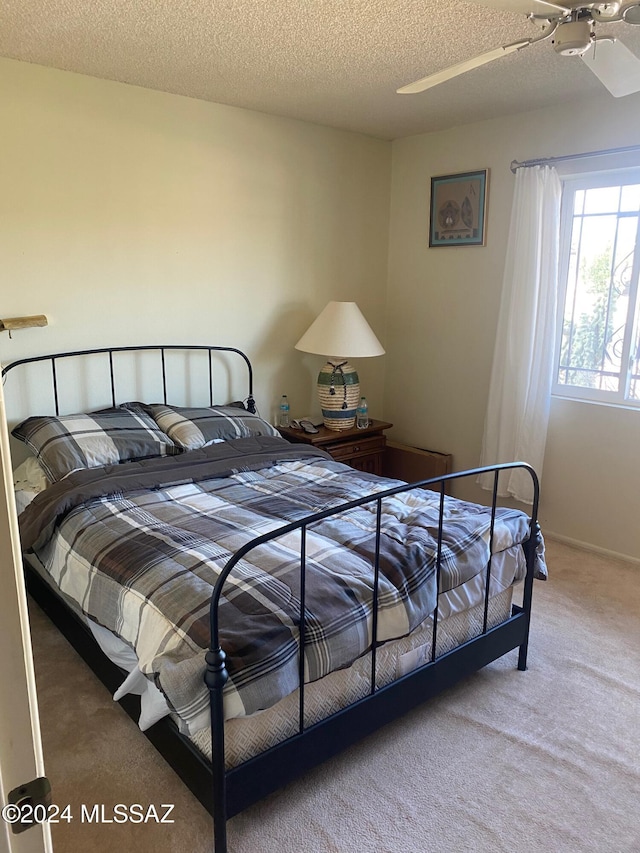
[{"left": 278, "top": 419, "right": 393, "bottom": 475}]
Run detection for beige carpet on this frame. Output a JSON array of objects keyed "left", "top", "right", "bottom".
[{"left": 28, "top": 539, "right": 640, "bottom": 853}]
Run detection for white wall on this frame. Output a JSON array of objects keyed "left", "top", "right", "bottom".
[
  {"left": 2, "top": 56, "right": 639, "bottom": 560},
  {"left": 0, "top": 58, "right": 391, "bottom": 432},
  {"left": 386, "top": 92, "right": 640, "bottom": 560}
]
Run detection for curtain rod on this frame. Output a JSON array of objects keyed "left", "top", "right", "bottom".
[{"left": 510, "top": 143, "right": 640, "bottom": 173}]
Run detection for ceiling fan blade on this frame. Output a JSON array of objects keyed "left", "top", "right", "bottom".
[
  {"left": 582, "top": 38, "right": 640, "bottom": 97},
  {"left": 397, "top": 40, "right": 530, "bottom": 94},
  {"left": 469, "top": 0, "right": 571, "bottom": 14}
]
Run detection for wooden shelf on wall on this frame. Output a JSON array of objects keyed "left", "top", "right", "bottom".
[{"left": 0, "top": 315, "right": 48, "bottom": 333}]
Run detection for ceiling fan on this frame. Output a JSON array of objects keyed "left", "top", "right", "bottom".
[{"left": 397, "top": 0, "right": 640, "bottom": 98}]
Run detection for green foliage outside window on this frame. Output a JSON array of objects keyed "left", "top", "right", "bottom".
[{"left": 560, "top": 248, "right": 620, "bottom": 389}]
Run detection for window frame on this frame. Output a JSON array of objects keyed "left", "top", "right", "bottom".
[{"left": 552, "top": 167, "right": 640, "bottom": 409}]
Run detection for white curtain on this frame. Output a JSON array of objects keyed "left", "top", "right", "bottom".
[{"left": 478, "top": 165, "right": 562, "bottom": 503}]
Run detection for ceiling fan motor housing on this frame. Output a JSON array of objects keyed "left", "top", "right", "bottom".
[{"left": 553, "top": 20, "right": 593, "bottom": 55}]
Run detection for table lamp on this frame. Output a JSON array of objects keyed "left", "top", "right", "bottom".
[{"left": 295, "top": 301, "right": 385, "bottom": 430}]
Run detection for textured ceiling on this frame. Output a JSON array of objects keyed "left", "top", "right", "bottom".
[{"left": 2, "top": 0, "right": 640, "bottom": 139}]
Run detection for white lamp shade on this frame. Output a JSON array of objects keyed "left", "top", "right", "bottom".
[{"left": 295, "top": 301, "right": 385, "bottom": 358}]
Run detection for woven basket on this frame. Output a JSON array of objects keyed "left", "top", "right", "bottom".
[{"left": 317, "top": 361, "right": 359, "bottom": 430}]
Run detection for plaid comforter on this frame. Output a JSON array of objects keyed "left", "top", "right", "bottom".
[{"left": 20, "top": 436, "right": 542, "bottom": 733}]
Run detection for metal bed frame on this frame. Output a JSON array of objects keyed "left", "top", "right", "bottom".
[
  {"left": 2, "top": 344, "right": 257, "bottom": 415},
  {"left": 3, "top": 346, "right": 541, "bottom": 853}
]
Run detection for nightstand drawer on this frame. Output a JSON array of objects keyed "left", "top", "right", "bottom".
[
  {"left": 277, "top": 419, "right": 392, "bottom": 477},
  {"left": 328, "top": 435, "right": 386, "bottom": 462}
]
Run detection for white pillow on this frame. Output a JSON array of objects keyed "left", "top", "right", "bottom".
[
  {"left": 13, "top": 457, "right": 50, "bottom": 513},
  {"left": 13, "top": 457, "right": 50, "bottom": 492}
]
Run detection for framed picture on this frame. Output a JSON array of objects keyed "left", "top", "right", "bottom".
[{"left": 429, "top": 169, "right": 488, "bottom": 247}]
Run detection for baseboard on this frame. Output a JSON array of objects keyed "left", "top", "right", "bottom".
[{"left": 544, "top": 531, "right": 640, "bottom": 567}]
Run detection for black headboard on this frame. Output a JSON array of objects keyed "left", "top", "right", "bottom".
[{"left": 2, "top": 345, "right": 256, "bottom": 415}]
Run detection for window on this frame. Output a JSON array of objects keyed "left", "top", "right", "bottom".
[{"left": 554, "top": 169, "right": 640, "bottom": 407}]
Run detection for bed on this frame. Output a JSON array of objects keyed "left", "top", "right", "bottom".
[{"left": 3, "top": 345, "right": 546, "bottom": 853}]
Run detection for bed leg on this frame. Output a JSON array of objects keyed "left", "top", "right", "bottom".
[
  {"left": 517, "top": 521, "right": 540, "bottom": 672},
  {"left": 205, "top": 647, "right": 229, "bottom": 853},
  {"left": 517, "top": 641, "right": 529, "bottom": 671}
]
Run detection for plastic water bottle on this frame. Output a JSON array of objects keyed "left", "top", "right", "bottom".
[
  {"left": 356, "top": 396, "right": 368, "bottom": 429},
  {"left": 279, "top": 395, "right": 290, "bottom": 428}
]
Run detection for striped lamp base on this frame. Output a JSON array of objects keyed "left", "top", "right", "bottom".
[{"left": 317, "top": 361, "right": 359, "bottom": 430}]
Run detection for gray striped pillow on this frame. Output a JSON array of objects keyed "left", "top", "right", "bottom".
[
  {"left": 13, "top": 407, "right": 179, "bottom": 482},
  {"left": 143, "top": 404, "right": 279, "bottom": 451}
]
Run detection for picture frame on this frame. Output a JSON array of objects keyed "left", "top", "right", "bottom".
[{"left": 429, "top": 169, "right": 488, "bottom": 247}]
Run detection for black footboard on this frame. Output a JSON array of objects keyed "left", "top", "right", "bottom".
[{"left": 205, "top": 463, "right": 540, "bottom": 853}]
